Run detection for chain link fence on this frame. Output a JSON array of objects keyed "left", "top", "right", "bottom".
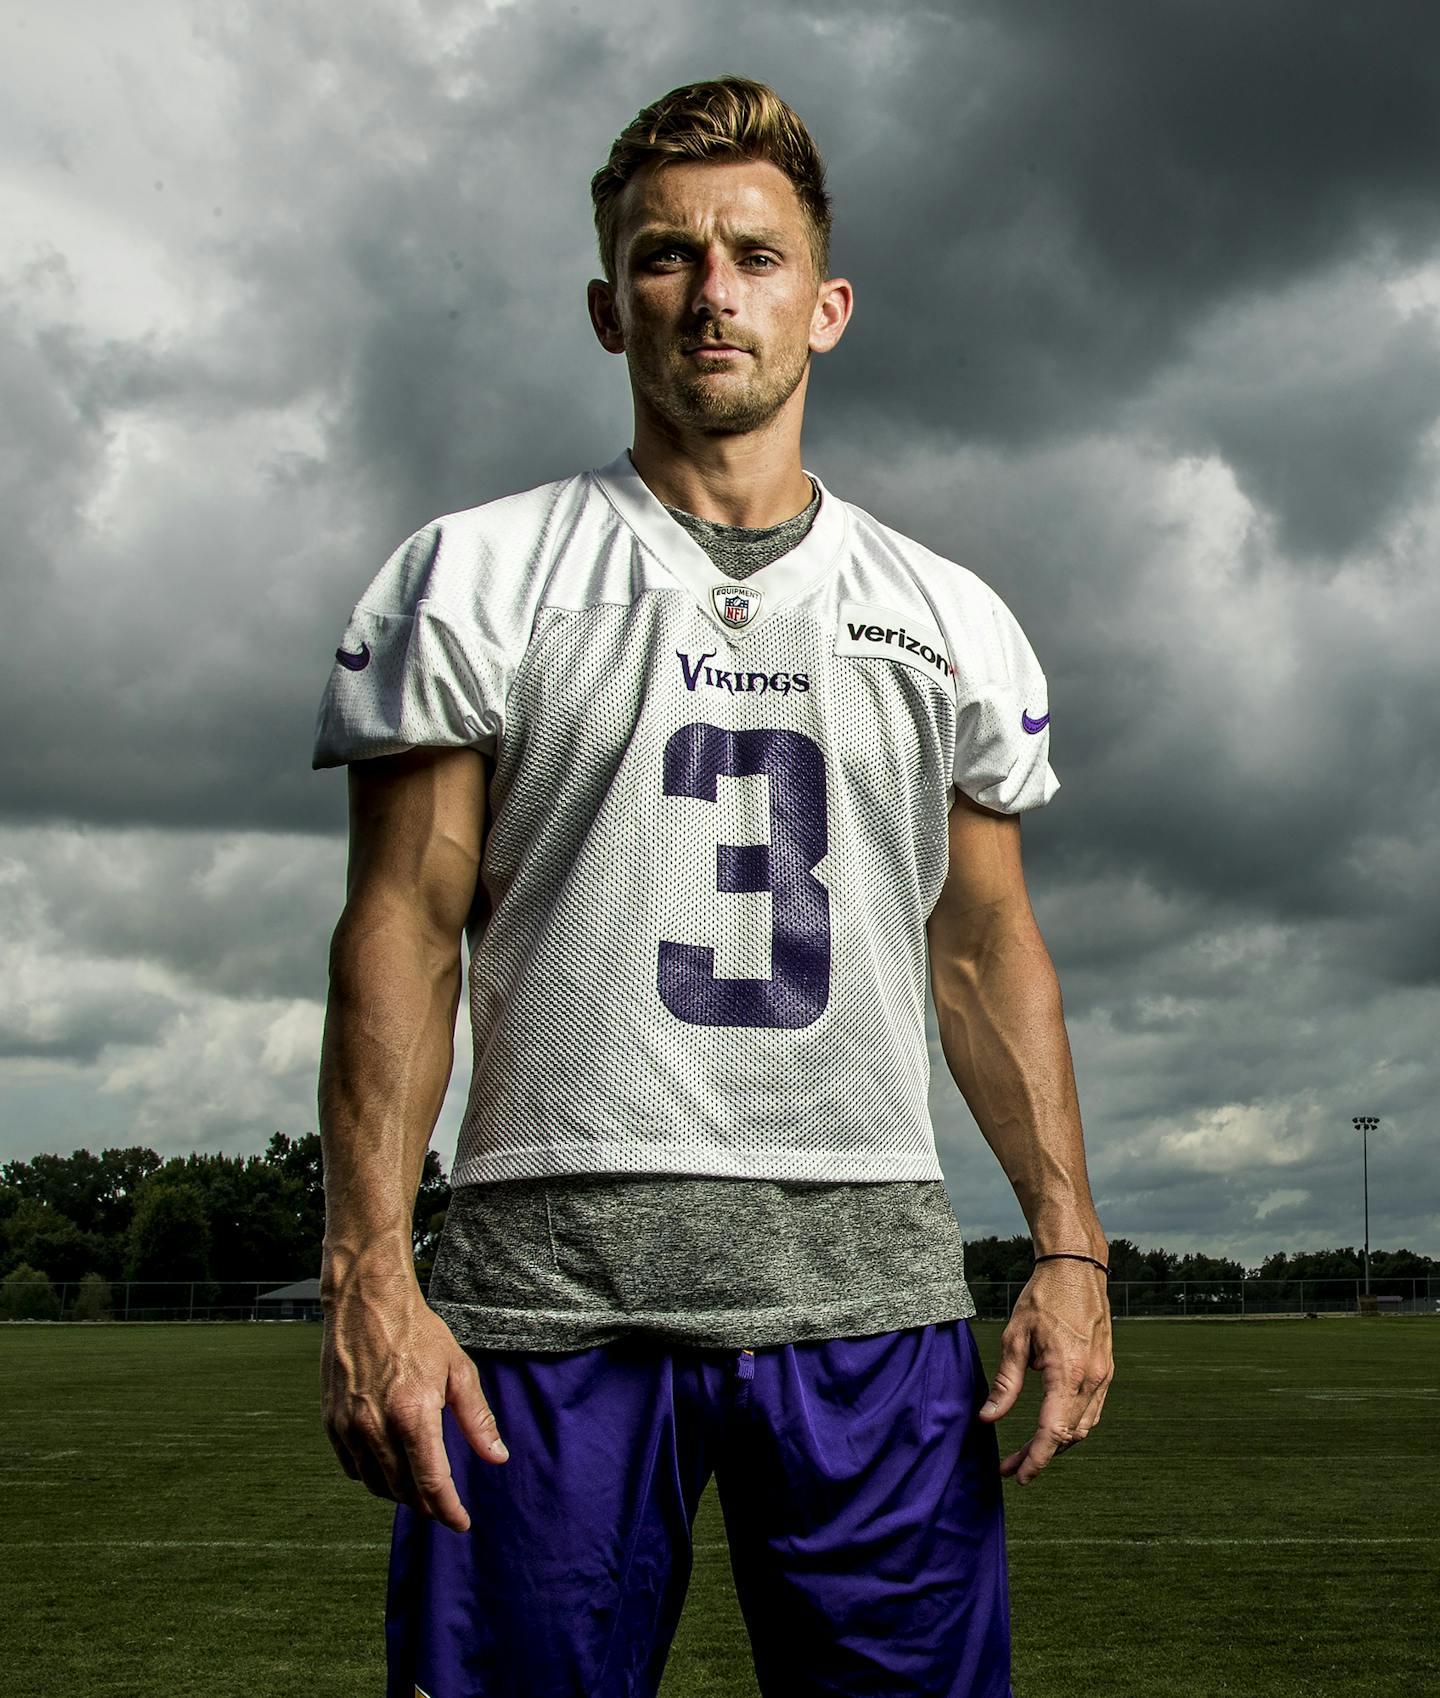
[
  {"left": 0, "top": 1278, "right": 324, "bottom": 1322},
  {"left": 968, "top": 1276, "right": 1440, "bottom": 1319},
  {"left": 1, "top": 1274, "right": 1438, "bottom": 1322}
]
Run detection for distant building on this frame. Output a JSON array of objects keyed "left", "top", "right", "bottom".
[{"left": 256, "top": 1278, "right": 323, "bottom": 1321}]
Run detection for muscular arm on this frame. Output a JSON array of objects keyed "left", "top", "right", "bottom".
[
  {"left": 927, "top": 788, "right": 1113, "bottom": 1482},
  {"left": 318, "top": 744, "right": 508, "bottom": 1531}
]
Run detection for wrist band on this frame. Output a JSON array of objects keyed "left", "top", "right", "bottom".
[{"left": 1034, "top": 1252, "right": 1110, "bottom": 1277}]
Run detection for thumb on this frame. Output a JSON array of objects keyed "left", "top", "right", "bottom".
[
  {"left": 978, "top": 1338, "right": 1028, "bottom": 1422},
  {"left": 447, "top": 1353, "right": 510, "bottom": 1463}
]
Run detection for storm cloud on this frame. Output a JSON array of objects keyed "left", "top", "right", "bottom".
[{"left": 2, "top": 0, "right": 1436, "bottom": 1264}]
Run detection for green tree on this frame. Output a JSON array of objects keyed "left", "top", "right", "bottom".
[
  {"left": 150, "top": 1141, "right": 322, "bottom": 1278},
  {"left": 961, "top": 1235, "right": 1038, "bottom": 1285},
  {"left": 167, "top": 1151, "right": 301, "bottom": 1278},
  {"left": 1175, "top": 1251, "right": 1245, "bottom": 1283},
  {"left": 0, "top": 1262, "right": 60, "bottom": 1321},
  {"left": 1282, "top": 1248, "right": 1364, "bottom": 1281},
  {"left": 1, "top": 1147, "right": 161, "bottom": 1254},
  {"left": 124, "top": 1179, "right": 211, "bottom": 1281},
  {"left": 1094, "top": 1238, "right": 1134, "bottom": 1281},
  {"left": 69, "top": 1271, "right": 113, "bottom": 1321},
  {"left": 1369, "top": 1247, "right": 1438, "bottom": 1282},
  {"left": 414, "top": 1149, "right": 451, "bottom": 1262},
  {"left": 263, "top": 1132, "right": 327, "bottom": 1263},
  {"left": 1, "top": 1197, "right": 110, "bottom": 1282},
  {"left": 0, "top": 1135, "right": 456, "bottom": 1283}
]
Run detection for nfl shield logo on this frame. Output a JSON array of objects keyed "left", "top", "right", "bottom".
[{"left": 712, "top": 584, "right": 763, "bottom": 629}]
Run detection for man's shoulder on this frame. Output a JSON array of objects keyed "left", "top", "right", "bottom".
[
  {"left": 426, "top": 462, "right": 599, "bottom": 543},
  {"left": 399, "top": 461, "right": 624, "bottom": 604},
  {"left": 829, "top": 487, "right": 1004, "bottom": 612},
  {"left": 354, "top": 464, "right": 611, "bottom": 621}
]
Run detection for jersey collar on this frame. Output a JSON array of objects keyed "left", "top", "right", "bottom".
[{"left": 590, "top": 448, "right": 848, "bottom": 638}]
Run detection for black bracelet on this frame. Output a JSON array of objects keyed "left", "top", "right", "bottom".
[{"left": 1034, "top": 1252, "right": 1111, "bottom": 1277}]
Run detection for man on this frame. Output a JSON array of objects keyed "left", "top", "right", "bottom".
[{"left": 314, "top": 76, "right": 1111, "bottom": 1698}]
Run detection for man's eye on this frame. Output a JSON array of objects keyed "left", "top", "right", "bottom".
[{"left": 743, "top": 254, "right": 778, "bottom": 269}]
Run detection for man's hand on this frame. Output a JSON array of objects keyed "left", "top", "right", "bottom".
[
  {"left": 977, "top": 1259, "right": 1113, "bottom": 1485},
  {"left": 321, "top": 1269, "right": 509, "bottom": 1533}
]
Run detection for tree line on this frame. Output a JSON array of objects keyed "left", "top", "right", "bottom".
[
  {"left": 0, "top": 1136, "right": 449, "bottom": 1316},
  {"left": 1, "top": 1141, "right": 1435, "bottom": 1320},
  {"left": 960, "top": 1236, "right": 1437, "bottom": 1287}
]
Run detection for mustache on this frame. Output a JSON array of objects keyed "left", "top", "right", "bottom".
[{"left": 679, "top": 325, "right": 756, "bottom": 354}]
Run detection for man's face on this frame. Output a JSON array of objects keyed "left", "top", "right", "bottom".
[{"left": 594, "top": 158, "right": 834, "bottom": 437}]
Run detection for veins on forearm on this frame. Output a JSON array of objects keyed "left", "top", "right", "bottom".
[
  {"left": 318, "top": 920, "right": 460, "bottom": 1256},
  {"left": 931, "top": 921, "right": 1097, "bottom": 1232}
]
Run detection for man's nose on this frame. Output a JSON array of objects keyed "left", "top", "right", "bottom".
[{"left": 690, "top": 251, "right": 736, "bottom": 318}]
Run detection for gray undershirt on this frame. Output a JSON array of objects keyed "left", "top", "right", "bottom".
[
  {"left": 661, "top": 476, "right": 821, "bottom": 578},
  {"left": 428, "top": 475, "right": 974, "bottom": 1354}
]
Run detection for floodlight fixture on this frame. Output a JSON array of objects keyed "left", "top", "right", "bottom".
[{"left": 1351, "top": 1116, "right": 1380, "bottom": 1297}]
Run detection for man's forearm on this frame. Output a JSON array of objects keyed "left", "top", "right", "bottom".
[
  {"left": 317, "top": 901, "right": 463, "bottom": 1295},
  {"left": 931, "top": 914, "right": 1106, "bottom": 1259}
]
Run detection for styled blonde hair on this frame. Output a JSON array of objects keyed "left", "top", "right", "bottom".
[{"left": 591, "top": 76, "right": 832, "bottom": 284}]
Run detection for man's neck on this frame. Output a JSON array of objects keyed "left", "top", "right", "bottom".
[{"left": 627, "top": 413, "right": 814, "bottom": 528}]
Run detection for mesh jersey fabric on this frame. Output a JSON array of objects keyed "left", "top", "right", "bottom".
[
  {"left": 313, "top": 450, "right": 1058, "bottom": 1350},
  {"left": 433, "top": 488, "right": 960, "bottom": 1353}
]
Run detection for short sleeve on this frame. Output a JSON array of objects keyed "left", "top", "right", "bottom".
[
  {"left": 311, "top": 525, "right": 505, "bottom": 769},
  {"left": 951, "top": 592, "right": 1059, "bottom": 814}
]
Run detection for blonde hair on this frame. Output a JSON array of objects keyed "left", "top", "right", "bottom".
[{"left": 591, "top": 76, "right": 832, "bottom": 284}]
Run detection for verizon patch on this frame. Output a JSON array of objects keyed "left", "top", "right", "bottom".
[{"left": 835, "top": 602, "right": 955, "bottom": 686}]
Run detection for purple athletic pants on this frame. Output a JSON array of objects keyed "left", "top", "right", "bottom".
[{"left": 386, "top": 1318, "right": 1012, "bottom": 1697}]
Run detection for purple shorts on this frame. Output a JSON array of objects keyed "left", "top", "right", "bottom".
[{"left": 386, "top": 1318, "right": 1011, "bottom": 1697}]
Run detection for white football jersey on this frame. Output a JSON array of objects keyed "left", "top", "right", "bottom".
[{"left": 313, "top": 451, "right": 1057, "bottom": 1187}]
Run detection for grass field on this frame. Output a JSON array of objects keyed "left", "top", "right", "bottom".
[{"left": 1, "top": 1319, "right": 1436, "bottom": 1698}]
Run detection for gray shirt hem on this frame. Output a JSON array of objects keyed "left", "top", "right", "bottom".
[{"left": 431, "top": 1283, "right": 977, "bottom": 1355}]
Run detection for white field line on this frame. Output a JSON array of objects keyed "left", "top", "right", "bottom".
[
  {"left": 7, "top": 1535, "right": 1438, "bottom": 1555},
  {"left": 1005, "top": 1536, "right": 1439, "bottom": 1547},
  {"left": 1264, "top": 1388, "right": 1438, "bottom": 1398},
  {"left": 6, "top": 1539, "right": 385, "bottom": 1552},
  {"left": 7, "top": 1454, "right": 1435, "bottom": 1469}
]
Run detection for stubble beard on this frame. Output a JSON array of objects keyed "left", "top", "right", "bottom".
[{"left": 635, "top": 333, "right": 811, "bottom": 437}]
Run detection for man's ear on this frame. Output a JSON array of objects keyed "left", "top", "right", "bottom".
[
  {"left": 809, "top": 277, "right": 853, "bottom": 356},
  {"left": 587, "top": 278, "right": 626, "bottom": 354}
]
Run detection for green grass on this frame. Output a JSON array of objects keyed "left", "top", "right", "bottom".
[{"left": 1, "top": 1319, "right": 1435, "bottom": 1697}]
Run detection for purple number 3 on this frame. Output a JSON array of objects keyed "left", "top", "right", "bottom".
[{"left": 658, "top": 724, "right": 830, "bottom": 1028}]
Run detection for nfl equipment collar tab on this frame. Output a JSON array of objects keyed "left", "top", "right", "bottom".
[{"left": 589, "top": 449, "right": 848, "bottom": 639}]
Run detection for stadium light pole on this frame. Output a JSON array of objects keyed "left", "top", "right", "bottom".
[{"left": 1352, "top": 1116, "right": 1379, "bottom": 1297}]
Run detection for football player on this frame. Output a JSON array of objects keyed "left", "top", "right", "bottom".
[{"left": 315, "top": 75, "right": 1112, "bottom": 1698}]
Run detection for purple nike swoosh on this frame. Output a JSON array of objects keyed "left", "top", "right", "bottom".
[
  {"left": 336, "top": 642, "right": 370, "bottom": 671},
  {"left": 1022, "top": 710, "right": 1050, "bottom": 734}
]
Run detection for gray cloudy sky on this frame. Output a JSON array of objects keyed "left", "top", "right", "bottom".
[{"left": 3, "top": 0, "right": 1437, "bottom": 1269}]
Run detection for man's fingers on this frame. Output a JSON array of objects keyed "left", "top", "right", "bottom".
[
  {"left": 978, "top": 1333, "right": 1029, "bottom": 1422},
  {"left": 320, "top": 1303, "right": 500, "bottom": 1525},
  {"left": 351, "top": 1435, "right": 406, "bottom": 1505},
  {"left": 1001, "top": 1422, "right": 1088, "bottom": 1479},
  {"left": 334, "top": 1408, "right": 470, "bottom": 1531},
  {"left": 448, "top": 1355, "right": 510, "bottom": 1465},
  {"left": 985, "top": 1267, "right": 1114, "bottom": 1483},
  {"left": 1007, "top": 1372, "right": 1106, "bottom": 1483},
  {"left": 1016, "top": 1426, "right": 1063, "bottom": 1485},
  {"left": 335, "top": 1402, "right": 431, "bottom": 1515},
  {"left": 1001, "top": 1375, "right": 1065, "bottom": 1485},
  {"left": 325, "top": 1426, "right": 362, "bottom": 1483},
  {"left": 1077, "top": 1378, "right": 1110, "bottom": 1436},
  {"left": 403, "top": 1409, "right": 472, "bottom": 1533}
]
